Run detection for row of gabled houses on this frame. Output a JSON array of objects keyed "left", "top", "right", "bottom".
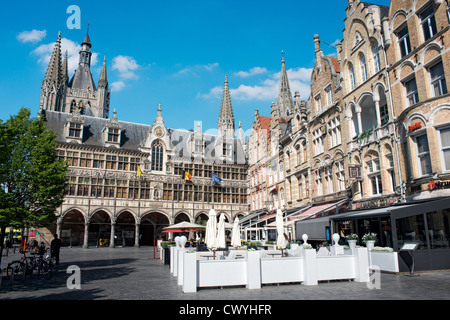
[{"left": 246, "top": 0, "right": 450, "bottom": 271}]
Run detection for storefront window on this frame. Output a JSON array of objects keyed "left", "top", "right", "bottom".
[
  {"left": 427, "top": 209, "right": 450, "bottom": 249},
  {"left": 396, "top": 214, "right": 427, "bottom": 250}
]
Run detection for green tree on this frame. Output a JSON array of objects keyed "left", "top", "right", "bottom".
[{"left": 0, "top": 108, "right": 68, "bottom": 265}]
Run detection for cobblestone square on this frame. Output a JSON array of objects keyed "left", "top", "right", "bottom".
[{"left": 1, "top": 247, "right": 450, "bottom": 301}]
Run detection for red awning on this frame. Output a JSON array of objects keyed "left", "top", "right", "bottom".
[
  {"left": 161, "top": 229, "right": 197, "bottom": 233},
  {"left": 258, "top": 213, "right": 277, "bottom": 221},
  {"left": 288, "top": 200, "right": 347, "bottom": 221}
]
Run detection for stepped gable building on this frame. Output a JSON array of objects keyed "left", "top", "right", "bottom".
[
  {"left": 282, "top": 34, "right": 348, "bottom": 242},
  {"left": 41, "top": 31, "right": 249, "bottom": 248},
  {"left": 386, "top": 0, "right": 450, "bottom": 201},
  {"left": 338, "top": 0, "right": 400, "bottom": 212},
  {"left": 245, "top": 56, "right": 306, "bottom": 241}
]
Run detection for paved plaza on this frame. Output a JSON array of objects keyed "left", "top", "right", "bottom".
[{"left": 1, "top": 247, "right": 450, "bottom": 301}]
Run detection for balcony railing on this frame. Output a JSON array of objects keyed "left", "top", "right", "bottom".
[{"left": 348, "top": 123, "right": 393, "bottom": 151}]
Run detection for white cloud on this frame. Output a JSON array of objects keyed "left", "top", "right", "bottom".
[
  {"left": 196, "top": 86, "right": 223, "bottom": 99},
  {"left": 331, "top": 39, "right": 341, "bottom": 47},
  {"left": 112, "top": 55, "right": 140, "bottom": 80},
  {"left": 17, "top": 29, "right": 47, "bottom": 43},
  {"left": 273, "top": 67, "right": 313, "bottom": 83},
  {"left": 235, "top": 67, "right": 268, "bottom": 78},
  {"left": 175, "top": 62, "right": 219, "bottom": 76},
  {"left": 230, "top": 83, "right": 278, "bottom": 101},
  {"left": 110, "top": 81, "right": 126, "bottom": 92},
  {"left": 199, "top": 66, "right": 312, "bottom": 103},
  {"left": 32, "top": 38, "right": 99, "bottom": 75},
  {"left": 204, "top": 62, "right": 219, "bottom": 71}
]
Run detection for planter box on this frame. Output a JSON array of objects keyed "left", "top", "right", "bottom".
[
  {"left": 370, "top": 251, "right": 399, "bottom": 273},
  {"left": 198, "top": 260, "right": 247, "bottom": 287},
  {"left": 261, "top": 257, "right": 304, "bottom": 284}
]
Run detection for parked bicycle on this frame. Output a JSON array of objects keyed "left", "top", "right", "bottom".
[{"left": 5, "top": 243, "right": 53, "bottom": 284}]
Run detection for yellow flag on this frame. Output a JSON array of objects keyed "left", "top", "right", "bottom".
[{"left": 137, "top": 166, "right": 145, "bottom": 180}]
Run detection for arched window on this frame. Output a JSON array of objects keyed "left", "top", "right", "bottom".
[
  {"left": 349, "top": 63, "right": 356, "bottom": 90},
  {"left": 360, "top": 53, "right": 368, "bottom": 82},
  {"left": 372, "top": 43, "right": 381, "bottom": 73},
  {"left": 151, "top": 140, "right": 164, "bottom": 171}
]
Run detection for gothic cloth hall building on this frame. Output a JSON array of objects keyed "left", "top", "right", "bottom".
[{"left": 40, "top": 31, "right": 249, "bottom": 248}]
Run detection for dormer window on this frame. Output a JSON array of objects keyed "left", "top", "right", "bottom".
[
  {"left": 66, "top": 109, "right": 84, "bottom": 142},
  {"left": 69, "top": 123, "right": 82, "bottom": 138},
  {"left": 104, "top": 109, "right": 123, "bottom": 147},
  {"left": 107, "top": 128, "right": 120, "bottom": 143}
]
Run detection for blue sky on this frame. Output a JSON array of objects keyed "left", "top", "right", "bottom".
[{"left": 0, "top": 0, "right": 390, "bottom": 134}]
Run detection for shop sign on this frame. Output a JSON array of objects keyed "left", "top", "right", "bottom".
[
  {"left": 408, "top": 122, "right": 422, "bottom": 132},
  {"left": 354, "top": 196, "right": 398, "bottom": 210},
  {"left": 429, "top": 180, "right": 450, "bottom": 191}
]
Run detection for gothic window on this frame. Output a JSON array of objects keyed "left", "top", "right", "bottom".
[
  {"left": 404, "top": 77, "right": 419, "bottom": 106},
  {"left": 372, "top": 42, "right": 381, "bottom": 73},
  {"left": 325, "top": 166, "right": 333, "bottom": 194},
  {"left": 429, "top": 61, "right": 448, "bottom": 97},
  {"left": 315, "top": 169, "right": 323, "bottom": 196},
  {"left": 365, "top": 154, "right": 382, "bottom": 196},
  {"left": 414, "top": 134, "right": 432, "bottom": 177},
  {"left": 348, "top": 63, "right": 356, "bottom": 90},
  {"left": 335, "top": 160, "right": 345, "bottom": 191},
  {"left": 70, "top": 100, "right": 77, "bottom": 113},
  {"left": 397, "top": 26, "right": 411, "bottom": 58},
  {"left": 438, "top": 127, "right": 450, "bottom": 172},
  {"left": 420, "top": 5, "right": 437, "bottom": 42},
  {"left": 325, "top": 86, "right": 333, "bottom": 107},
  {"left": 68, "top": 123, "right": 82, "bottom": 138},
  {"left": 313, "top": 129, "right": 324, "bottom": 156},
  {"left": 151, "top": 140, "right": 164, "bottom": 172},
  {"left": 195, "top": 139, "right": 203, "bottom": 153},
  {"left": 328, "top": 117, "right": 342, "bottom": 148},
  {"left": 107, "top": 128, "right": 120, "bottom": 143},
  {"left": 359, "top": 53, "right": 368, "bottom": 82},
  {"left": 315, "top": 94, "right": 322, "bottom": 113}
]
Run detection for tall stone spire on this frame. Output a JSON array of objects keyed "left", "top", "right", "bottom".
[
  {"left": 97, "top": 56, "right": 110, "bottom": 118},
  {"left": 218, "top": 74, "right": 235, "bottom": 137},
  {"left": 39, "top": 32, "right": 64, "bottom": 113},
  {"left": 98, "top": 56, "right": 108, "bottom": 88},
  {"left": 42, "top": 32, "right": 62, "bottom": 91},
  {"left": 69, "top": 29, "right": 96, "bottom": 91},
  {"left": 62, "top": 50, "right": 69, "bottom": 86},
  {"left": 276, "top": 52, "right": 294, "bottom": 118}
]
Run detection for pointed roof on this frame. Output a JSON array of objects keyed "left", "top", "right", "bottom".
[
  {"left": 98, "top": 56, "right": 108, "bottom": 87},
  {"left": 42, "top": 32, "right": 62, "bottom": 89},
  {"left": 276, "top": 54, "right": 294, "bottom": 118},
  {"left": 81, "top": 30, "right": 91, "bottom": 48},
  {"left": 68, "top": 32, "right": 96, "bottom": 92},
  {"left": 218, "top": 74, "right": 235, "bottom": 128},
  {"left": 61, "top": 50, "right": 69, "bottom": 85}
]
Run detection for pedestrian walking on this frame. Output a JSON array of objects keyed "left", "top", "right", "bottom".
[{"left": 51, "top": 234, "right": 62, "bottom": 265}]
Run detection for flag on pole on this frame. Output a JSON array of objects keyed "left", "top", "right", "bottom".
[
  {"left": 137, "top": 165, "right": 145, "bottom": 181},
  {"left": 185, "top": 172, "right": 192, "bottom": 181},
  {"left": 98, "top": 166, "right": 104, "bottom": 178},
  {"left": 212, "top": 172, "right": 222, "bottom": 184}
]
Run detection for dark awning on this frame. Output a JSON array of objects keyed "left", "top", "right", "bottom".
[
  {"left": 295, "top": 216, "right": 331, "bottom": 241},
  {"left": 330, "top": 197, "right": 450, "bottom": 221}
]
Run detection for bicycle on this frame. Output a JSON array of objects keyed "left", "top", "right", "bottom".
[
  {"left": 33, "top": 248, "right": 53, "bottom": 280},
  {"left": 5, "top": 249, "right": 36, "bottom": 284},
  {"left": 5, "top": 246, "right": 53, "bottom": 284}
]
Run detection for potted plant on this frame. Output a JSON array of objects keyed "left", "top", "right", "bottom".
[
  {"left": 345, "top": 233, "right": 359, "bottom": 249},
  {"left": 362, "top": 233, "right": 377, "bottom": 251}
]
